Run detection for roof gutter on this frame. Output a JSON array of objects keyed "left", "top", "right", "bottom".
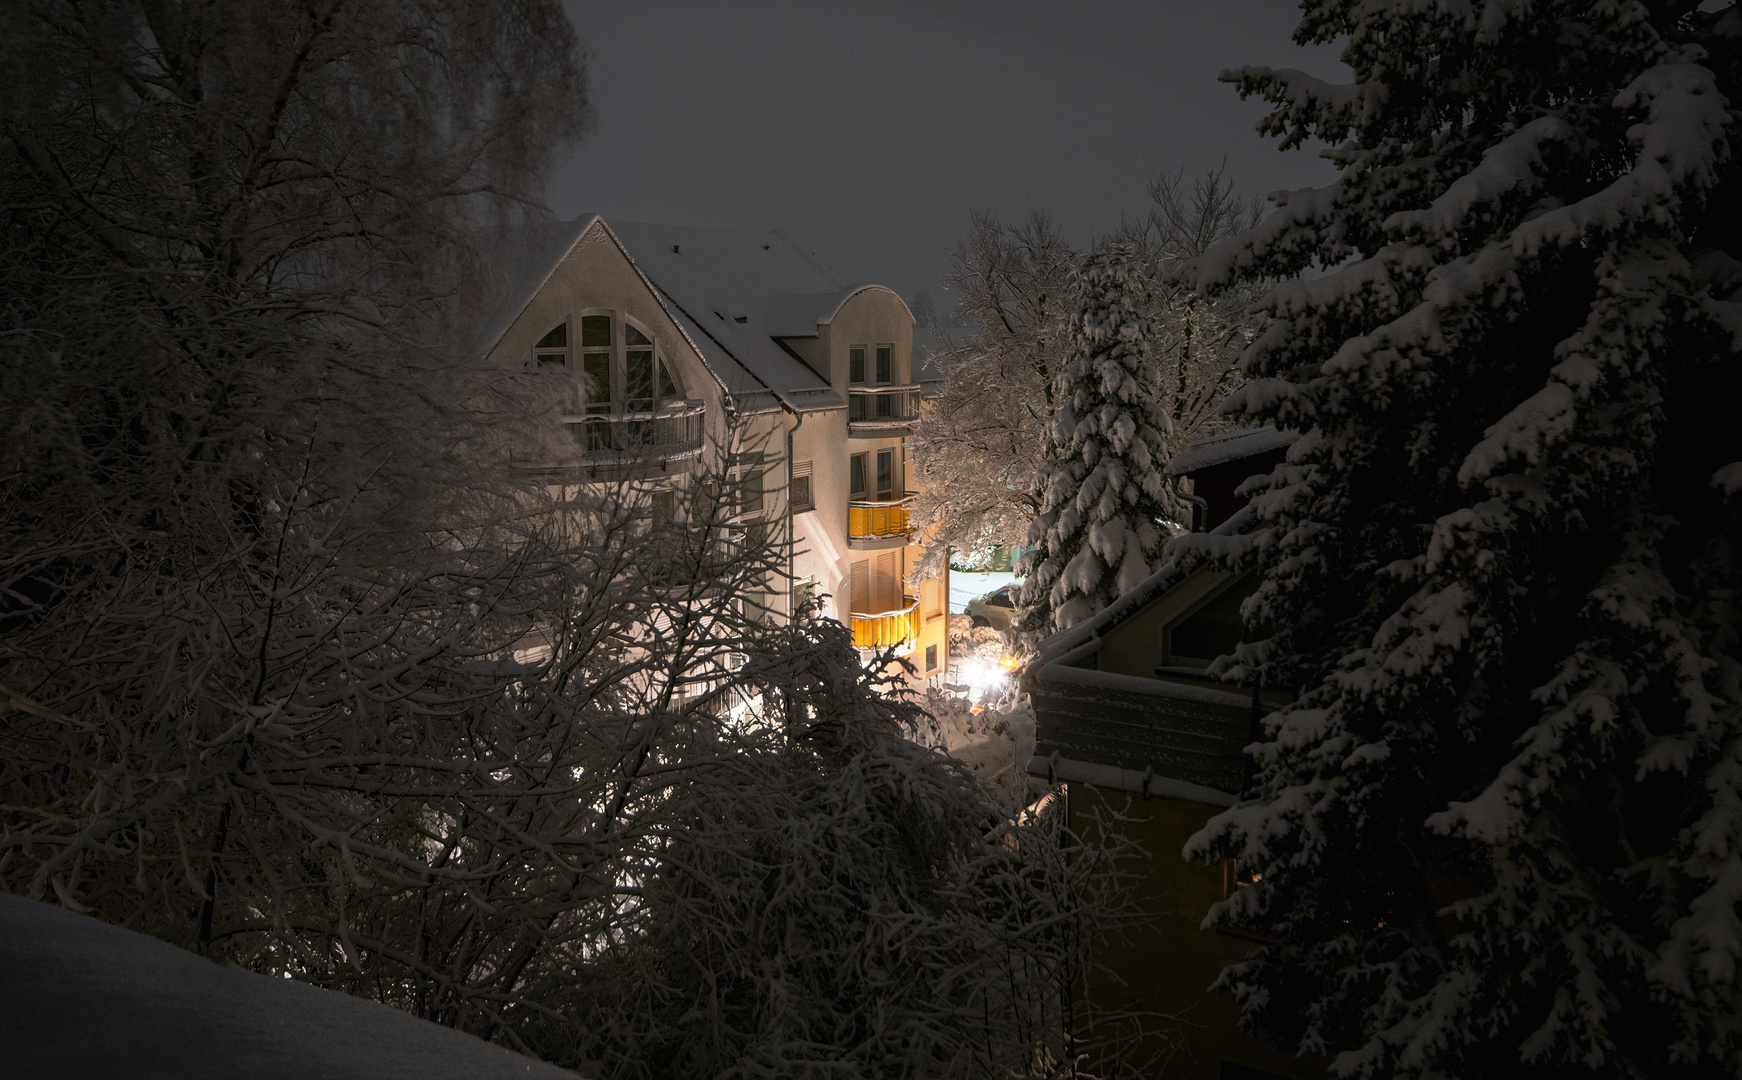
[{"left": 651, "top": 287, "right": 795, "bottom": 419}]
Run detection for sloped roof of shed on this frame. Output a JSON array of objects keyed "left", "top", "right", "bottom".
[{"left": 1162, "top": 424, "right": 1297, "bottom": 477}]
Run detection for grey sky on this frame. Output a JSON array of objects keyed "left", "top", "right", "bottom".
[{"left": 552, "top": 2, "right": 1348, "bottom": 309}]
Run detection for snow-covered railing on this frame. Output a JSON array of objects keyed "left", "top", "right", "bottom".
[
  {"left": 849, "top": 598, "right": 919, "bottom": 650},
  {"left": 848, "top": 494, "right": 916, "bottom": 541},
  {"left": 847, "top": 386, "right": 921, "bottom": 429},
  {"left": 559, "top": 400, "right": 705, "bottom": 464}
]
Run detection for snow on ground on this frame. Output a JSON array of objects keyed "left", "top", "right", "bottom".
[{"left": 0, "top": 892, "right": 575, "bottom": 1080}]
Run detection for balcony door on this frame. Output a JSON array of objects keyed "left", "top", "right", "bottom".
[
  {"left": 850, "top": 560, "right": 869, "bottom": 614},
  {"left": 874, "top": 552, "right": 900, "bottom": 612},
  {"left": 848, "top": 554, "right": 902, "bottom": 615}
]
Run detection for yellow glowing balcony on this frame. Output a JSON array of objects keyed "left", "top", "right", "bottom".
[
  {"left": 848, "top": 497, "right": 914, "bottom": 546},
  {"left": 850, "top": 599, "right": 920, "bottom": 650}
]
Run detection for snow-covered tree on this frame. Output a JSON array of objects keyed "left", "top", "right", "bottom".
[
  {"left": 1177, "top": 3, "right": 1742, "bottom": 1077},
  {"left": 0, "top": 7, "right": 1148, "bottom": 1075},
  {"left": 1017, "top": 244, "right": 1181, "bottom": 634},
  {"left": 910, "top": 213, "right": 1078, "bottom": 575},
  {"left": 1122, "top": 164, "right": 1267, "bottom": 453},
  {"left": 911, "top": 174, "right": 1262, "bottom": 578}
]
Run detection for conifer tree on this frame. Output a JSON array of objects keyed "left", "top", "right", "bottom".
[
  {"left": 1018, "top": 244, "right": 1180, "bottom": 633},
  {"left": 1177, "top": 3, "right": 1742, "bottom": 1077}
]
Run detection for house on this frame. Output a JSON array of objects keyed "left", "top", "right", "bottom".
[
  {"left": 1022, "top": 426, "right": 1317, "bottom": 1080},
  {"left": 477, "top": 216, "right": 948, "bottom": 682}
]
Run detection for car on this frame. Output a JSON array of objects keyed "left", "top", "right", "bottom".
[{"left": 965, "top": 584, "right": 1024, "bottom": 631}]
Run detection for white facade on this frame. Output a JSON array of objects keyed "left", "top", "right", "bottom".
[{"left": 479, "top": 217, "right": 949, "bottom": 681}]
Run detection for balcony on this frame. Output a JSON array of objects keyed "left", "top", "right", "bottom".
[
  {"left": 848, "top": 495, "right": 915, "bottom": 548},
  {"left": 557, "top": 401, "right": 705, "bottom": 466},
  {"left": 847, "top": 386, "right": 921, "bottom": 435},
  {"left": 850, "top": 598, "right": 920, "bottom": 651}
]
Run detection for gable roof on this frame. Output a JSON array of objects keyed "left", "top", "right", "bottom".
[
  {"left": 608, "top": 221, "right": 856, "bottom": 415},
  {"left": 476, "top": 216, "right": 898, "bottom": 416},
  {"left": 471, "top": 213, "right": 602, "bottom": 361}
]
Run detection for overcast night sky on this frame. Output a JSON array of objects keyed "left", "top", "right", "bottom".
[{"left": 551, "top": 1, "right": 1350, "bottom": 309}]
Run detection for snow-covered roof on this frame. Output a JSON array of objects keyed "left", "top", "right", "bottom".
[
  {"left": 609, "top": 221, "right": 853, "bottom": 414},
  {"left": 0, "top": 892, "right": 574, "bottom": 1080},
  {"left": 1161, "top": 424, "right": 1298, "bottom": 477},
  {"left": 471, "top": 214, "right": 602, "bottom": 360},
  {"left": 476, "top": 217, "right": 915, "bottom": 416}
]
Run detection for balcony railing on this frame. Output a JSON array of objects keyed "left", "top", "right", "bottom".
[
  {"left": 559, "top": 401, "right": 705, "bottom": 464},
  {"left": 848, "top": 495, "right": 914, "bottom": 543},
  {"left": 847, "top": 386, "right": 921, "bottom": 431},
  {"left": 850, "top": 598, "right": 920, "bottom": 650}
]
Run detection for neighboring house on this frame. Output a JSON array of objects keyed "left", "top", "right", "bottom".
[
  {"left": 1022, "top": 426, "right": 1316, "bottom": 1080},
  {"left": 478, "top": 216, "right": 948, "bottom": 682}
]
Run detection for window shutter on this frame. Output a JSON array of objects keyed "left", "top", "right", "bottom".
[
  {"left": 875, "top": 552, "right": 899, "bottom": 612},
  {"left": 850, "top": 561, "right": 869, "bottom": 614}
]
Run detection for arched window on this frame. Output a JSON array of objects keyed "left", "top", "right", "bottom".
[
  {"left": 626, "top": 324, "right": 655, "bottom": 411},
  {"left": 581, "top": 315, "right": 612, "bottom": 415},
  {"left": 534, "top": 323, "right": 567, "bottom": 365},
  {"left": 540, "top": 312, "right": 686, "bottom": 417}
]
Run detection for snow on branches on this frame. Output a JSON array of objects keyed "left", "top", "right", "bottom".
[
  {"left": 1019, "top": 244, "right": 1182, "bottom": 634},
  {"left": 1179, "top": 3, "right": 1742, "bottom": 1078},
  {"left": 0, "top": 5, "right": 1146, "bottom": 1076}
]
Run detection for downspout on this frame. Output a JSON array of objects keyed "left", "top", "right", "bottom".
[
  {"left": 787, "top": 409, "right": 805, "bottom": 622},
  {"left": 1176, "top": 476, "right": 1209, "bottom": 531}
]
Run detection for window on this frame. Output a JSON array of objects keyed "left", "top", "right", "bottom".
[
  {"left": 733, "top": 451, "right": 765, "bottom": 516},
  {"left": 1168, "top": 574, "right": 1261, "bottom": 667},
  {"left": 743, "top": 519, "right": 768, "bottom": 552},
  {"left": 791, "top": 460, "right": 813, "bottom": 512},
  {"left": 876, "top": 449, "right": 894, "bottom": 500},
  {"left": 534, "top": 323, "right": 567, "bottom": 365},
  {"left": 849, "top": 346, "right": 866, "bottom": 384},
  {"left": 1222, "top": 858, "right": 1262, "bottom": 898},
  {"left": 581, "top": 315, "right": 612, "bottom": 415},
  {"left": 875, "top": 344, "right": 892, "bottom": 385},
  {"left": 850, "top": 453, "right": 868, "bottom": 500},
  {"left": 626, "top": 324, "right": 655, "bottom": 412},
  {"left": 792, "top": 579, "right": 817, "bottom": 614},
  {"left": 741, "top": 470, "right": 764, "bottom": 515},
  {"left": 925, "top": 643, "right": 938, "bottom": 672},
  {"left": 650, "top": 488, "right": 675, "bottom": 525}
]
